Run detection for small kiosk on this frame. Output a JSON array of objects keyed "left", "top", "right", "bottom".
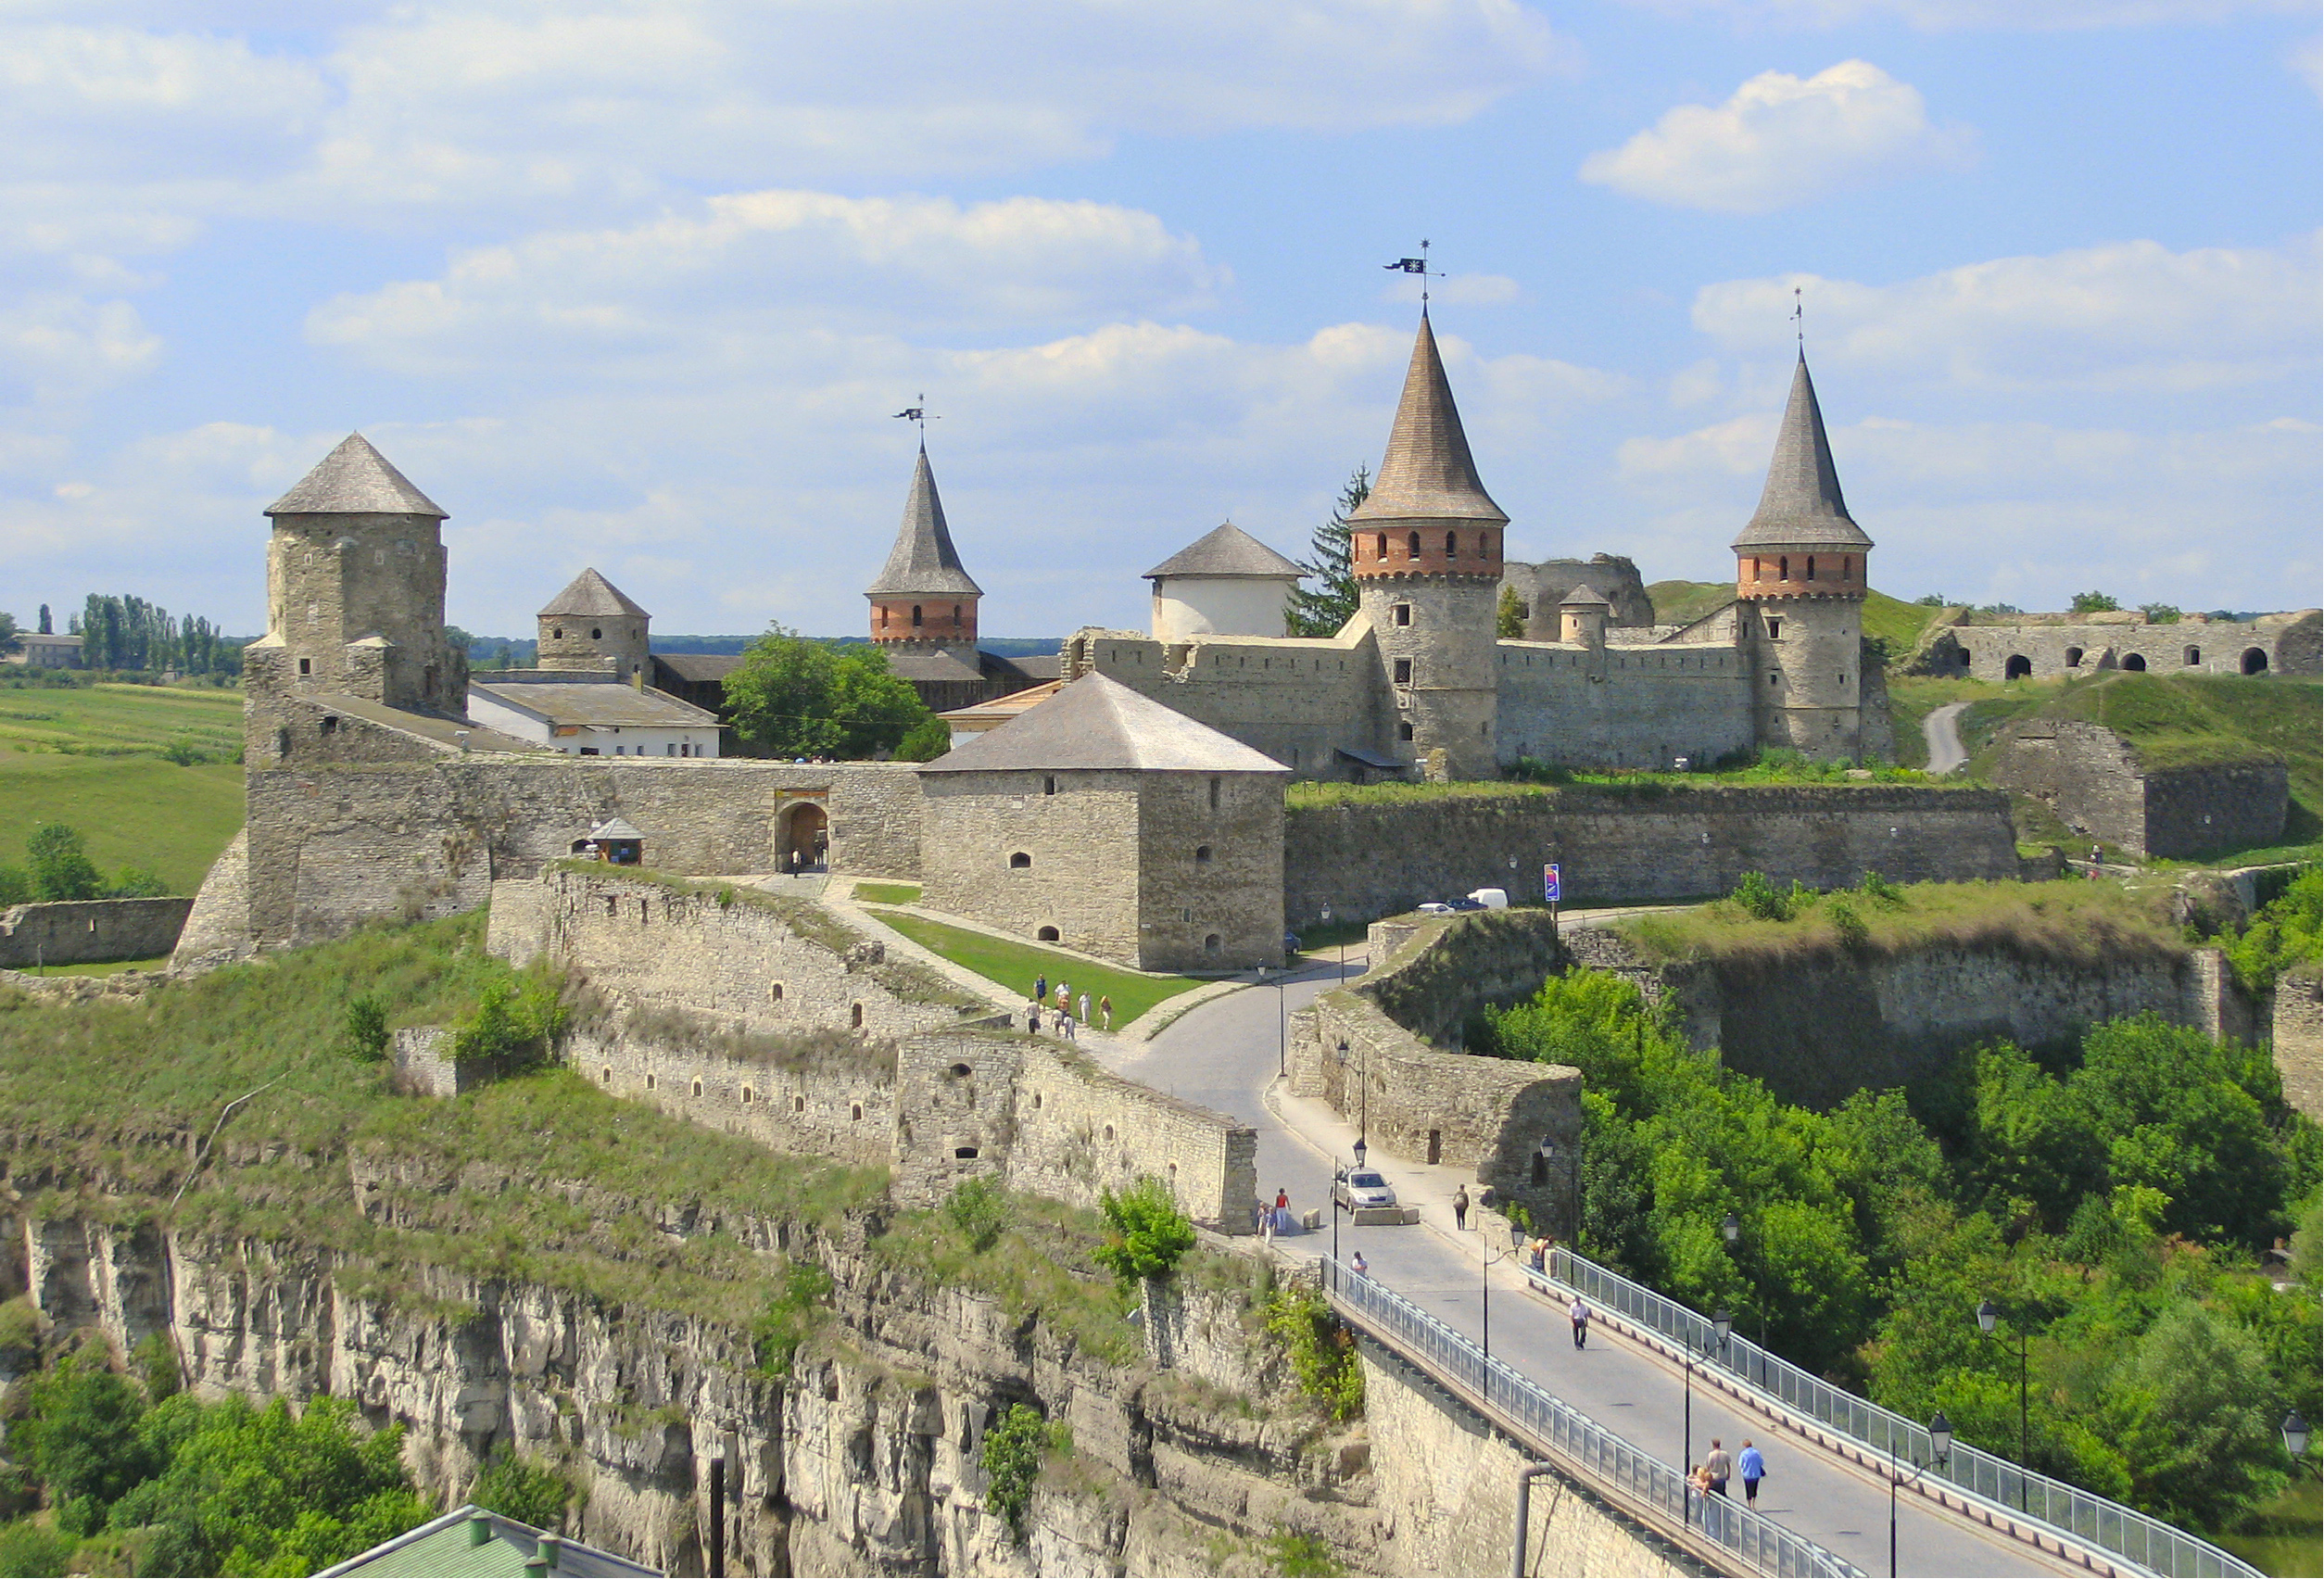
[{"left": 571, "top": 816, "right": 646, "bottom": 866}]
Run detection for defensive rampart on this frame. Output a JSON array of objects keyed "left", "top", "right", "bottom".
[
  {"left": 0, "top": 897, "right": 196, "bottom": 967},
  {"left": 1291, "top": 911, "right": 1580, "bottom": 1231},
  {"left": 1284, "top": 783, "right": 2018, "bottom": 925},
  {"left": 1988, "top": 719, "right": 2288, "bottom": 859}
]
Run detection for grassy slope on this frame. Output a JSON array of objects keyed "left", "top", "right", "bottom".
[
  {"left": 0, "top": 683, "right": 246, "bottom": 891},
  {"left": 0, "top": 914, "right": 1145, "bottom": 1355},
  {"left": 1643, "top": 581, "right": 1938, "bottom": 659},
  {"left": 864, "top": 910, "right": 1205, "bottom": 1025}
]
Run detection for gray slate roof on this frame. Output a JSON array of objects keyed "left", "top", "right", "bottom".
[
  {"left": 1143, "top": 522, "right": 1303, "bottom": 582},
  {"left": 540, "top": 568, "right": 649, "bottom": 620},
  {"left": 1560, "top": 583, "right": 1611, "bottom": 607},
  {"left": 1350, "top": 313, "right": 1508, "bottom": 526},
  {"left": 919, "top": 672, "right": 1287, "bottom": 775},
  {"left": 865, "top": 449, "right": 982, "bottom": 599},
  {"left": 885, "top": 648, "right": 986, "bottom": 684},
  {"left": 267, "top": 434, "right": 447, "bottom": 519},
  {"left": 470, "top": 681, "right": 717, "bottom": 728},
  {"left": 1732, "top": 355, "right": 1874, "bottom": 550}
]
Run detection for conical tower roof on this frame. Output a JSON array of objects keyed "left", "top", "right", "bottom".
[
  {"left": 1143, "top": 522, "right": 1303, "bottom": 582},
  {"left": 1560, "top": 583, "right": 1611, "bottom": 607},
  {"left": 266, "top": 433, "right": 447, "bottom": 519},
  {"left": 866, "top": 449, "right": 982, "bottom": 600},
  {"left": 539, "top": 568, "right": 649, "bottom": 620},
  {"left": 1350, "top": 313, "right": 1507, "bottom": 526},
  {"left": 1732, "top": 355, "right": 1872, "bottom": 549}
]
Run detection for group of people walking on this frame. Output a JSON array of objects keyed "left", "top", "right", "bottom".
[
  {"left": 1026, "top": 974, "right": 1112, "bottom": 1041},
  {"left": 1687, "top": 1438, "right": 1767, "bottom": 1510}
]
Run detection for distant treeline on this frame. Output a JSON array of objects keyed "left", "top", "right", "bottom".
[
  {"left": 452, "top": 632, "right": 1063, "bottom": 663},
  {"left": 67, "top": 596, "right": 246, "bottom": 676}
]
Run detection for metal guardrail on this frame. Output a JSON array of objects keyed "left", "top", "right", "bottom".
[
  {"left": 1547, "top": 1247, "right": 2260, "bottom": 1579},
  {"left": 1320, "top": 1257, "right": 1863, "bottom": 1579}
]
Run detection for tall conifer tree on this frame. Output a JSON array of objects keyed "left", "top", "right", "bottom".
[{"left": 1284, "top": 466, "right": 1369, "bottom": 637}]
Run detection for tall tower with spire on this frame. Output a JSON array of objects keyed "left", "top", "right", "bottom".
[
  {"left": 1350, "top": 312, "right": 1509, "bottom": 779},
  {"left": 1733, "top": 353, "right": 1874, "bottom": 758},
  {"left": 243, "top": 433, "right": 468, "bottom": 761},
  {"left": 865, "top": 448, "right": 982, "bottom": 652}
]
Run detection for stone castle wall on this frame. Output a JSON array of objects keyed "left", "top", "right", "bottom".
[
  {"left": 2274, "top": 966, "right": 2321, "bottom": 1120},
  {"left": 1495, "top": 641, "right": 1756, "bottom": 771},
  {"left": 1504, "top": 555, "right": 1656, "bottom": 637},
  {"left": 917, "top": 771, "right": 1145, "bottom": 965},
  {"left": 1989, "top": 719, "right": 2289, "bottom": 858},
  {"left": 1076, "top": 626, "right": 1389, "bottom": 782},
  {"left": 0, "top": 896, "right": 196, "bottom": 968},
  {"left": 1936, "top": 610, "right": 2321, "bottom": 683},
  {"left": 568, "top": 1026, "right": 899, "bottom": 1168},
  {"left": 237, "top": 756, "right": 924, "bottom": 947},
  {"left": 1284, "top": 785, "right": 2019, "bottom": 926}
]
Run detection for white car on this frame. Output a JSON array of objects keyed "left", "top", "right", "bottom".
[{"left": 1334, "top": 1168, "right": 1398, "bottom": 1210}]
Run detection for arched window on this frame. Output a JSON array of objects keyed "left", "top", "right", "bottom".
[
  {"left": 591, "top": 627, "right": 602, "bottom": 640},
  {"left": 551, "top": 627, "right": 563, "bottom": 639},
  {"left": 1398, "top": 720, "right": 1415, "bottom": 741},
  {"left": 792, "top": 1094, "right": 806, "bottom": 1113},
  {"left": 1043, "top": 775, "right": 1056, "bottom": 795},
  {"left": 949, "top": 1063, "right": 972, "bottom": 1078},
  {"left": 1779, "top": 556, "right": 1789, "bottom": 581},
  {"left": 2184, "top": 647, "right": 2201, "bottom": 666},
  {"left": 1407, "top": 532, "right": 1421, "bottom": 559},
  {"left": 1009, "top": 851, "right": 1031, "bottom": 868},
  {"left": 2121, "top": 653, "right": 2147, "bottom": 672},
  {"left": 1841, "top": 556, "right": 1852, "bottom": 579},
  {"left": 2065, "top": 647, "right": 2083, "bottom": 668},
  {"left": 1194, "top": 844, "right": 1212, "bottom": 864},
  {"left": 1446, "top": 531, "right": 1459, "bottom": 557},
  {"left": 2005, "top": 654, "right": 2032, "bottom": 680},
  {"left": 691, "top": 1077, "right": 703, "bottom": 1097},
  {"left": 911, "top": 604, "right": 923, "bottom": 626},
  {"left": 953, "top": 603, "right": 962, "bottom": 623},
  {"left": 2242, "top": 648, "right": 2268, "bottom": 676},
  {"left": 1204, "top": 933, "right": 1222, "bottom": 953},
  {"left": 1207, "top": 776, "right": 1220, "bottom": 810},
  {"left": 1037, "top": 925, "right": 1060, "bottom": 941},
  {"left": 850, "top": 1003, "right": 864, "bottom": 1029},
  {"left": 600, "top": 1066, "right": 612, "bottom": 1085},
  {"left": 1376, "top": 534, "right": 1388, "bottom": 560},
  {"left": 769, "top": 981, "right": 784, "bottom": 1002},
  {"left": 1805, "top": 557, "right": 1816, "bottom": 581}
]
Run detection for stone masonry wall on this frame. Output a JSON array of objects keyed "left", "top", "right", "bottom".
[
  {"left": 1283, "top": 785, "right": 2018, "bottom": 926},
  {"left": 1360, "top": 1345, "right": 1697, "bottom": 1578},
  {"left": 2144, "top": 762, "right": 2289, "bottom": 859},
  {"left": 497, "top": 869, "right": 979, "bottom": 1047},
  {"left": 236, "top": 755, "right": 925, "bottom": 947},
  {"left": 1135, "top": 768, "right": 1286, "bottom": 972},
  {"left": 0, "top": 896, "right": 196, "bottom": 967},
  {"left": 1943, "top": 610, "right": 2321, "bottom": 683},
  {"left": 1495, "top": 641, "right": 1756, "bottom": 772},
  {"left": 2274, "top": 966, "right": 2322, "bottom": 1121},
  {"left": 1078, "top": 625, "right": 1390, "bottom": 784},
  {"left": 1989, "top": 719, "right": 2288, "bottom": 858},
  {"left": 916, "top": 769, "right": 1145, "bottom": 965},
  {"left": 566, "top": 1027, "right": 897, "bottom": 1168},
  {"left": 1359, "top": 908, "right": 1568, "bottom": 1048}
]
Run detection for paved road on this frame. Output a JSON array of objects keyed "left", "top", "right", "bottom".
[
  {"left": 1923, "top": 701, "right": 1972, "bottom": 776},
  {"left": 1119, "top": 960, "right": 2055, "bottom": 1579}
]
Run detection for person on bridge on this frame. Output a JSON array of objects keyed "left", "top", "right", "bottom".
[
  {"left": 1453, "top": 1186, "right": 1470, "bottom": 1230},
  {"left": 1738, "top": 1441, "right": 1764, "bottom": 1509},
  {"left": 1705, "top": 1439, "right": 1732, "bottom": 1497},
  {"left": 1569, "top": 1295, "right": 1589, "bottom": 1348},
  {"left": 1350, "top": 1251, "right": 1369, "bottom": 1277}
]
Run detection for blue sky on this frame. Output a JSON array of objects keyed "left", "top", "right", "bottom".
[{"left": 1, "top": 0, "right": 2315, "bottom": 639}]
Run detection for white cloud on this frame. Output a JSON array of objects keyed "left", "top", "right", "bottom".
[
  {"left": 1612, "top": 0, "right": 2305, "bottom": 29},
  {"left": 0, "top": 293, "right": 160, "bottom": 404},
  {"left": 306, "top": 190, "right": 1227, "bottom": 375},
  {"left": 1581, "top": 61, "right": 1972, "bottom": 213},
  {"left": 1694, "top": 236, "right": 2322, "bottom": 391}
]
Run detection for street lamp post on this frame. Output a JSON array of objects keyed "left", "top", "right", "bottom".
[
  {"left": 2284, "top": 1410, "right": 2311, "bottom": 1461},
  {"left": 1681, "top": 1308, "right": 1734, "bottom": 1489},
  {"left": 1975, "top": 1298, "right": 2031, "bottom": 1508},
  {"left": 1889, "top": 1412, "right": 1954, "bottom": 1579},
  {"left": 1321, "top": 905, "right": 1341, "bottom": 986},
  {"left": 1722, "top": 1210, "right": 1762, "bottom": 1358},
  {"left": 1482, "top": 1239, "right": 1515, "bottom": 1403}
]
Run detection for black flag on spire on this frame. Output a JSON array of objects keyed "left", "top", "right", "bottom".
[
  {"left": 892, "top": 393, "right": 938, "bottom": 448},
  {"left": 1384, "top": 239, "right": 1438, "bottom": 305}
]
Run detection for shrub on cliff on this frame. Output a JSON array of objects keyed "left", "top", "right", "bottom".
[
  {"left": 449, "top": 966, "right": 566, "bottom": 1069},
  {"left": 945, "top": 1177, "right": 1010, "bottom": 1253},
  {"left": 470, "top": 1447, "right": 576, "bottom": 1533},
  {"left": 979, "top": 1403, "right": 1047, "bottom": 1539},
  {"left": 1092, "top": 1177, "right": 1195, "bottom": 1286},
  {"left": 2219, "top": 865, "right": 2320, "bottom": 996},
  {"left": 1263, "top": 1286, "right": 1364, "bottom": 1421}
]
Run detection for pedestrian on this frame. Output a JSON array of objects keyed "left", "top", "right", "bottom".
[
  {"left": 1098, "top": 994, "right": 1113, "bottom": 1031},
  {"left": 1028, "top": 1004, "right": 1042, "bottom": 1035},
  {"left": 1060, "top": 1012, "right": 1077, "bottom": 1041},
  {"left": 1274, "top": 1187, "right": 1290, "bottom": 1233},
  {"left": 1568, "top": 1294, "right": 1589, "bottom": 1349},
  {"left": 1035, "top": 974, "right": 1047, "bottom": 1004},
  {"left": 1453, "top": 1185, "right": 1470, "bottom": 1231},
  {"left": 1737, "top": 1440, "right": 1764, "bottom": 1510},
  {"left": 1078, "top": 992, "right": 1091, "bottom": 1028},
  {"left": 1350, "top": 1250, "right": 1368, "bottom": 1277},
  {"left": 1705, "top": 1439, "right": 1731, "bottom": 1498},
  {"left": 1055, "top": 981, "right": 1069, "bottom": 1011}
]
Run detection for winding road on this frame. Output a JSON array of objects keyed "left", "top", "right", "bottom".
[
  {"left": 1114, "top": 954, "right": 2058, "bottom": 1579},
  {"left": 1923, "top": 701, "right": 1972, "bottom": 776}
]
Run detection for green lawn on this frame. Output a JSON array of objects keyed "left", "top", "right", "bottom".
[
  {"left": 32, "top": 955, "right": 175, "bottom": 977},
  {"left": 0, "top": 682, "right": 246, "bottom": 894},
  {"left": 0, "top": 753, "right": 243, "bottom": 893},
  {"left": 862, "top": 910, "right": 1206, "bottom": 1026},
  {"left": 853, "top": 881, "right": 922, "bottom": 905}
]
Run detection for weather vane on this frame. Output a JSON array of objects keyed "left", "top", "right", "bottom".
[
  {"left": 1384, "top": 240, "right": 1441, "bottom": 308},
  {"left": 1793, "top": 285, "right": 1803, "bottom": 347},
  {"left": 892, "top": 394, "right": 938, "bottom": 448}
]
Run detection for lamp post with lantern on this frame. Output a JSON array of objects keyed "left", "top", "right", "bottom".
[
  {"left": 1975, "top": 1297, "right": 2031, "bottom": 1508},
  {"left": 1888, "top": 1412, "right": 1953, "bottom": 1579},
  {"left": 1680, "top": 1307, "right": 1734, "bottom": 1492}
]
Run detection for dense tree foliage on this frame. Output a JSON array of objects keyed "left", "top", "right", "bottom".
[
  {"left": 0, "top": 1347, "right": 431, "bottom": 1576},
  {"left": 724, "top": 625, "right": 934, "bottom": 760},
  {"left": 70, "top": 596, "right": 241, "bottom": 676},
  {"left": 1285, "top": 468, "right": 1367, "bottom": 638},
  {"left": 0, "top": 824, "right": 172, "bottom": 906},
  {"left": 1476, "top": 967, "right": 2320, "bottom": 1533}
]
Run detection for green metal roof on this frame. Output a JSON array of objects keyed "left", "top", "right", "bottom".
[{"left": 317, "top": 1505, "right": 661, "bottom": 1577}]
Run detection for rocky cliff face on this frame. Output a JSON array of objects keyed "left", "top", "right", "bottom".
[{"left": 7, "top": 1171, "right": 1373, "bottom": 1578}]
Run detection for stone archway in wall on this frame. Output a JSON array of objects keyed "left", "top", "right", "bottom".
[
  {"left": 2121, "top": 652, "right": 2147, "bottom": 672},
  {"left": 777, "top": 802, "right": 828, "bottom": 871},
  {"left": 2004, "top": 654, "right": 2032, "bottom": 680},
  {"left": 2243, "top": 647, "right": 2269, "bottom": 676}
]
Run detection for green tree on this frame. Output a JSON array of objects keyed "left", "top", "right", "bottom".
[
  {"left": 725, "top": 625, "right": 932, "bottom": 759},
  {"left": 469, "top": 1448, "right": 574, "bottom": 1532},
  {"left": 980, "top": 1403, "right": 1047, "bottom": 1538},
  {"left": 1092, "top": 1177, "right": 1195, "bottom": 1285},
  {"left": 342, "top": 994, "right": 390, "bottom": 1062},
  {"left": 0, "top": 613, "right": 19, "bottom": 657},
  {"left": 0, "top": 1521, "right": 76, "bottom": 1578},
  {"left": 2069, "top": 591, "right": 2120, "bottom": 613},
  {"left": 1495, "top": 584, "right": 1525, "bottom": 638},
  {"left": 36, "top": 604, "right": 51, "bottom": 636},
  {"left": 16, "top": 1354, "right": 155, "bottom": 1524},
  {"left": 2108, "top": 1302, "right": 2288, "bottom": 1529},
  {"left": 1284, "top": 467, "right": 1367, "bottom": 637},
  {"left": 893, "top": 714, "right": 953, "bottom": 762},
  {"left": 108, "top": 867, "right": 169, "bottom": 899},
  {"left": 2138, "top": 603, "right": 2180, "bottom": 625},
  {"left": 0, "top": 865, "right": 28, "bottom": 906},
  {"left": 26, "top": 825, "right": 104, "bottom": 902},
  {"left": 944, "top": 1177, "right": 1011, "bottom": 1253}
]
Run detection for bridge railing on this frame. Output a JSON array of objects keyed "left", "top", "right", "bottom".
[
  {"left": 1545, "top": 1247, "right": 2257, "bottom": 1579},
  {"left": 1320, "top": 1257, "right": 1863, "bottom": 1579}
]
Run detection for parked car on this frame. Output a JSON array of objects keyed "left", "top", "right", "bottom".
[
  {"left": 1416, "top": 902, "right": 1454, "bottom": 916},
  {"left": 1334, "top": 1168, "right": 1399, "bottom": 1210}
]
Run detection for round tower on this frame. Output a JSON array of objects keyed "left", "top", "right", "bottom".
[
  {"left": 866, "top": 447, "right": 981, "bottom": 651},
  {"left": 537, "top": 568, "right": 650, "bottom": 683},
  {"left": 1733, "top": 353, "right": 1873, "bottom": 759},
  {"left": 1558, "top": 583, "right": 1610, "bottom": 649},
  {"left": 1351, "top": 311, "right": 1508, "bottom": 779}
]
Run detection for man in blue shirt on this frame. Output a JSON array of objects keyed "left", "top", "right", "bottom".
[{"left": 1738, "top": 1440, "right": 1765, "bottom": 1509}]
